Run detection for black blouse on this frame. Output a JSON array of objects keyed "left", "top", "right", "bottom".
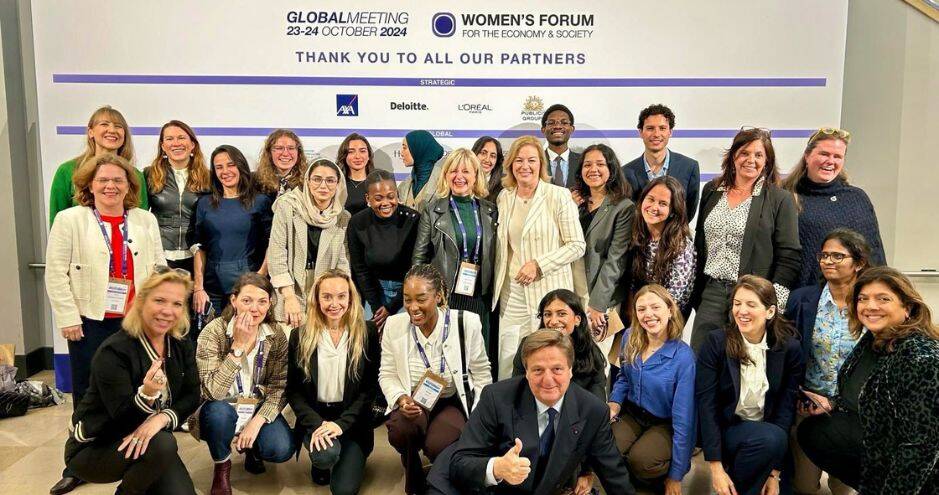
[{"left": 346, "top": 205, "right": 420, "bottom": 312}]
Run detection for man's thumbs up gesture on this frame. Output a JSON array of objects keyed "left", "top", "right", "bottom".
[{"left": 493, "top": 438, "right": 531, "bottom": 485}]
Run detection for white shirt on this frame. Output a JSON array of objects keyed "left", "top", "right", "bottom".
[
  {"left": 735, "top": 332, "right": 770, "bottom": 421},
  {"left": 225, "top": 321, "right": 273, "bottom": 399},
  {"left": 316, "top": 329, "right": 349, "bottom": 403},
  {"left": 545, "top": 147, "right": 572, "bottom": 185},
  {"left": 164, "top": 167, "right": 192, "bottom": 261},
  {"left": 408, "top": 309, "right": 456, "bottom": 397},
  {"left": 485, "top": 394, "right": 566, "bottom": 486}
]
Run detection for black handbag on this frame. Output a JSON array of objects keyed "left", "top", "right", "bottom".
[
  {"left": 456, "top": 310, "right": 476, "bottom": 411},
  {"left": 0, "top": 390, "right": 29, "bottom": 418}
]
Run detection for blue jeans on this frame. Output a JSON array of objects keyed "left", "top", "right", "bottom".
[
  {"left": 364, "top": 279, "right": 403, "bottom": 320},
  {"left": 199, "top": 400, "right": 294, "bottom": 463},
  {"left": 305, "top": 434, "right": 368, "bottom": 495}
]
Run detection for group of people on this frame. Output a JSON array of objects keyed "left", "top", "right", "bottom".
[{"left": 41, "top": 102, "right": 938, "bottom": 495}]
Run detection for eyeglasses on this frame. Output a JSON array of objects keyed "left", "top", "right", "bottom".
[
  {"left": 545, "top": 119, "right": 572, "bottom": 127},
  {"left": 93, "top": 177, "right": 128, "bottom": 186},
  {"left": 817, "top": 252, "right": 852, "bottom": 263},
  {"left": 153, "top": 265, "right": 192, "bottom": 277},
  {"left": 271, "top": 145, "right": 298, "bottom": 153},
  {"left": 739, "top": 126, "right": 772, "bottom": 137},
  {"left": 309, "top": 176, "right": 339, "bottom": 187},
  {"left": 809, "top": 127, "right": 851, "bottom": 144}
]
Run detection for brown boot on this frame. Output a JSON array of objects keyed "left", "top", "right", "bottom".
[{"left": 210, "top": 459, "right": 232, "bottom": 495}]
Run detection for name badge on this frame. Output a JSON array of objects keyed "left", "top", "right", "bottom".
[
  {"left": 104, "top": 278, "right": 132, "bottom": 314},
  {"left": 453, "top": 262, "right": 479, "bottom": 296},
  {"left": 234, "top": 397, "right": 258, "bottom": 434},
  {"left": 412, "top": 369, "right": 447, "bottom": 410}
]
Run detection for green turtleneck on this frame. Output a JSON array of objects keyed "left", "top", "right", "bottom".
[{"left": 449, "top": 194, "right": 480, "bottom": 262}]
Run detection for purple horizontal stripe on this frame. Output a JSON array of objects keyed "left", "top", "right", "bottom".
[
  {"left": 56, "top": 126, "right": 815, "bottom": 139},
  {"left": 52, "top": 73, "right": 826, "bottom": 88}
]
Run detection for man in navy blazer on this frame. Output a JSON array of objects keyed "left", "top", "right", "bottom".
[
  {"left": 427, "top": 330, "right": 634, "bottom": 495},
  {"left": 541, "top": 103, "right": 582, "bottom": 189},
  {"left": 621, "top": 104, "right": 700, "bottom": 217}
]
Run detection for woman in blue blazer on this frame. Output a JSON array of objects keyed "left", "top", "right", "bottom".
[{"left": 696, "top": 275, "right": 803, "bottom": 495}]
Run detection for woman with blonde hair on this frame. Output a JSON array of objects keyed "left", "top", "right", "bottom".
[
  {"left": 192, "top": 272, "right": 293, "bottom": 494},
  {"left": 144, "top": 120, "right": 210, "bottom": 274},
  {"left": 608, "top": 284, "right": 695, "bottom": 494},
  {"left": 58, "top": 268, "right": 200, "bottom": 495},
  {"left": 268, "top": 159, "right": 351, "bottom": 327},
  {"left": 49, "top": 105, "right": 147, "bottom": 226},
  {"left": 413, "top": 148, "right": 499, "bottom": 364},
  {"left": 287, "top": 269, "right": 380, "bottom": 493},
  {"left": 255, "top": 129, "right": 308, "bottom": 197},
  {"left": 492, "top": 135, "right": 586, "bottom": 379}
]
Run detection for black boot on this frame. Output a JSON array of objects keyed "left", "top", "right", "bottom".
[{"left": 244, "top": 448, "right": 266, "bottom": 475}]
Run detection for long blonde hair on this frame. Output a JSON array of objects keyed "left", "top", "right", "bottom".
[
  {"left": 781, "top": 130, "right": 851, "bottom": 211},
  {"left": 255, "top": 129, "right": 307, "bottom": 195},
  {"left": 500, "top": 136, "right": 550, "bottom": 189},
  {"left": 623, "top": 284, "right": 684, "bottom": 366},
  {"left": 297, "top": 269, "right": 368, "bottom": 381}
]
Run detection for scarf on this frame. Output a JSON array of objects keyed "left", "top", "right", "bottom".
[
  {"left": 273, "top": 160, "right": 348, "bottom": 228},
  {"left": 405, "top": 130, "right": 444, "bottom": 195}
]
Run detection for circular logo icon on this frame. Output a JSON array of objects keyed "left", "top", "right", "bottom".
[{"left": 432, "top": 13, "right": 456, "bottom": 37}]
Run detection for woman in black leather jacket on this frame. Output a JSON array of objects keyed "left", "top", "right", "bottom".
[
  {"left": 144, "top": 120, "right": 210, "bottom": 274},
  {"left": 412, "top": 148, "right": 498, "bottom": 365}
]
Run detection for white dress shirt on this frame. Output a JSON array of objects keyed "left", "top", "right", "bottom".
[
  {"left": 485, "top": 394, "right": 567, "bottom": 486},
  {"left": 225, "top": 321, "right": 273, "bottom": 399},
  {"left": 408, "top": 310, "right": 456, "bottom": 398},
  {"left": 545, "top": 147, "right": 571, "bottom": 185},
  {"left": 316, "top": 330, "right": 349, "bottom": 403},
  {"left": 735, "top": 332, "right": 770, "bottom": 421}
]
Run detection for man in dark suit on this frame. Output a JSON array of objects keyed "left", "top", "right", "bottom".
[
  {"left": 428, "top": 329, "right": 635, "bottom": 495},
  {"left": 621, "top": 104, "right": 701, "bottom": 217},
  {"left": 541, "top": 104, "right": 581, "bottom": 189}
]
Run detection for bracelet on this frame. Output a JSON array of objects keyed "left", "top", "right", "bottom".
[
  {"left": 769, "top": 473, "right": 781, "bottom": 481},
  {"left": 194, "top": 288, "right": 206, "bottom": 293},
  {"left": 137, "top": 385, "right": 161, "bottom": 401}
]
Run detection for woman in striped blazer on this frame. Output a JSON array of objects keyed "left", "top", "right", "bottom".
[{"left": 492, "top": 135, "right": 586, "bottom": 380}]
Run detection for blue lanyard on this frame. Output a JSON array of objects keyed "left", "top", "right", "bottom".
[
  {"left": 92, "top": 209, "right": 129, "bottom": 279},
  {"left": 449, "top": 196, "right": 482, "bottom": 264},
  {"left": 410, "top": 311, "right": 450, "bottom": 375},
  {"left": 233, "top": 340, "right": 266, "bottom": 397}
]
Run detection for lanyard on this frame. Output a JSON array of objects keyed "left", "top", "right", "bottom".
[
  {"left": 93, "top": 209, "right": 129, "bottom": 279},
  {"left": 410, "top": 311, "right": 450, "bottom": 375},
  {"left": 233, "top": 340, "right": 266, "bottom": 397},
  {"left": 449, "top": 197, "right": 482, "bottom": 264}
]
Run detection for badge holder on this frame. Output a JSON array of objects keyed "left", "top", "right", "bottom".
[
  {"left": 411, "top": 369, "right": 447, "bottom": 411},
  {"left": 104, "top": 278, "right": 132, "bottom": 315},
  {"left": 234, "top": 397, "right": 259, "bottom": 434},
  {"left": 453, "top": 262, "right": 479, "bottom": 296}
]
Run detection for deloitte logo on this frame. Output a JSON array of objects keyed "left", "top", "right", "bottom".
[{"left": 432, "top": 13, "right": 456, "bottom": 37}]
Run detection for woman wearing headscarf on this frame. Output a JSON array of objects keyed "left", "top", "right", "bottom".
[
  {"left": 267, "top": 159, "right": 351, "bottom": 328},
  {"left": 398, "top": 130, "right": 444, "bottom": 212}
]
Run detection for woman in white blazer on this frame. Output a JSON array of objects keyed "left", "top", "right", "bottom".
[
  {"left": 492, "top": 135, "right": 586, "bottom": 380},
  {"left": 379, "top": 264, "right": 491, "bottom": 494},
  {"left": 45, "top": 153, "right": 165, "bottom": 407}
]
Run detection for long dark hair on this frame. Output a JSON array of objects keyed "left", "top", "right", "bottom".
[
  {"left": 629, "top": 176, "right": 691, "bottom": 285},
  {"left": 209, "top": 144, "right": 257, "bottom": 209},
  {"left": 336, "top": 132, "right": 375, "bottom": 178},
  {"left": 848, "top": 266, "right": 939, "bottom": 347},
  {"left": 574, "top": 143, "right": 630, "bottom": 205},
  {"left": 815, "top": 228, "right": 873, "bottom": 285},
  {"left": 715, "top": 128, "right": 779, "bottom": 190},
  {"left": 725, "top": 275, "right": 797, "bottom": 365},
  {"left": 537, "top": 289, "right": 607, "bottom": 377}
]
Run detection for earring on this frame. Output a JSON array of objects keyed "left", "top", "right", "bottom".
[
  {"left": 190, "top": 152, "right": 194, "bottom": 157},
  {"left": 162, "top": 154, "right": 167, "bottom": 159}
]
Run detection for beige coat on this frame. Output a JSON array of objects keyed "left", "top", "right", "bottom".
[
  {"left": 493, "top": 181, "right": 587, "bottom": 310},
  {"left": 267, "top": 201, "right": 350, "bottom": 322},
  {"left": 397, "top": 163, "right": 443, "bottom": 212},
  {"left": 45, "top": 206, "right": 166, "bottom": 328}
]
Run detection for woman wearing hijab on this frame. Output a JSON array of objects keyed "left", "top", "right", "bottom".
[
  {"left": 398, "top": 130, "right": 444, "bottom": 212},
  {"left": 267, "top": 159, "right": 351, "bottom": 328}
]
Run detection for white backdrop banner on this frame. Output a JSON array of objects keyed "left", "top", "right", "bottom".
[{"left": 32, "top": 0, "right": 848, "bottom": 388}]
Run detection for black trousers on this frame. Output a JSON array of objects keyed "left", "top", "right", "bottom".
[
  {"left": 68, "top": 317, "right": 123, "bottom": 405},
  {"left": 796, "top": 411, "right": 862, "bottom": 489},
  {"left": 65, "top": 432, "right": 195, "bottom": 495}
]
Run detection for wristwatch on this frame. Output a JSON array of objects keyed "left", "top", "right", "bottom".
[{"left": 231, "top": 347, "right": 245, "bottom": 358}]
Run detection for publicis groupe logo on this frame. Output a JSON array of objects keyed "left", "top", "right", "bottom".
[
  {"left": 520, "top": 95, "right": 544, "bottom": 122},
  {"left": 336, "top": 94, "right": 358, "bottom": 116},
  {"left": 458, "top": 103, "right": 493, "bottom": 114},
  {"left": 432, "top": 12, "right": 456, "bottom": 37}
]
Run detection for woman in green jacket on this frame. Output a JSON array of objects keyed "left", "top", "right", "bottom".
[{"left": 48, "top": 105, "right": 147, "bottom": 226}]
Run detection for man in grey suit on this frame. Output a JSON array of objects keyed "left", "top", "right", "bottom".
[
  {"left": 622, "top": 104, "right": 701, "bottom": 217},
  {"left": 541, "top": 104, "right": 581, "bottom": 189}
]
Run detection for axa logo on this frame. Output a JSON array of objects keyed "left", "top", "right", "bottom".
[{"left": 336, "top": 94, "right": 359, "bottom": 116}]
